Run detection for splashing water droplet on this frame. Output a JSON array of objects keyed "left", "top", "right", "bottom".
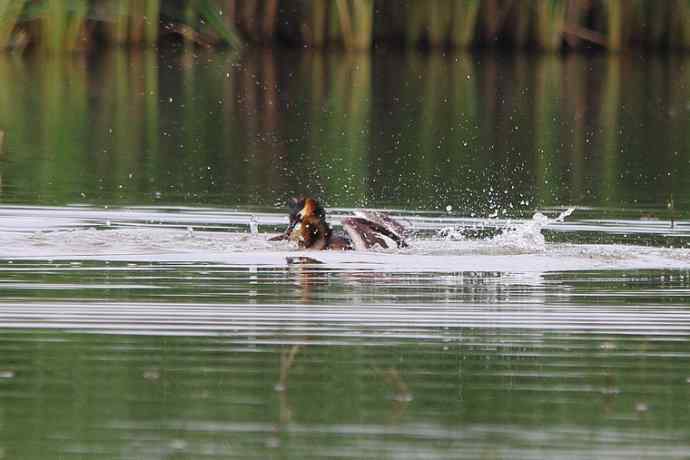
[
  {"left": 491, "top": 208, "right": 575, "bottom": 252},
  {"left": 249, "top": 216, "right": 258, "bottom": 234},
  {"left": 554, "top": 207, "right": 576, "bottom": 223},
  {"left": 0, "top": 370, "right": 15, "bottom": 379}
]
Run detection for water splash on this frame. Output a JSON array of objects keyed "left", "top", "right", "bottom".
[
  {"left": 249, "top": 215, "right": 259, "bottom": 234},
  {"left": 3, "top": 205, "right": 690, "bottom": 272},
  {"left": 553, "top": 207, "right": 575, "bottom": 223},
  {"left": 491, "top": 208, "right": 576, "bottom": 252},
  {"left": 436, "top": 208, "right": 576, "bottom": 252}
]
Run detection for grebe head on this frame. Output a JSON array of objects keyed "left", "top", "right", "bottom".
[{"left": 285, "top": 196, "right": 327, "bottom": 238}]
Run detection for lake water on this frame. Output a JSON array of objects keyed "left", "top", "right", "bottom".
[{"left": 1, "top": 48, "right": 690, "bottom": 459}]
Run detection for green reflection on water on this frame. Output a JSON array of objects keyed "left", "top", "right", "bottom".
[
  {"left": 0, "top": 326, "right": 689, "bottom": 458},
  {"left": 0, "top": 49, "right": 689, "bottom": 217},
  {"left": 1, "top": 262, "right": 690, "bottom": 457}
]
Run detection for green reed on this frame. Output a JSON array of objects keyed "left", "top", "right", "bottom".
[
  {"left": 307, "top": 1, "right": 328, "bottom": 47},
  {"left": 344, "top": 0, "right": 374, "bottom": 49},
  {"left": 400, "top": 0, "right": 477, "bottom": 49},
  {"left": 0, "top": 56, "right": 20, "bottom": 153},
  {"left": 427, "top": 1, "right": 451, "bottom": 47},
  {"left": 329, "top": 0, "right": 690, "bottom": 51},
  {"left": 279, "top": 0, "right": 373, "bottom": 50},
  {"left": 39, "top": 2, "right": 62, "bottom": 52},
  {"left": 603, "top": 0, "right": 640, "bottom": 51},
  {"left": 449, "top": 0, "right": 480, "bottom": 48},
  {"left": 0, "top": 0, "right": 239, "bottom": 52},
  {"left": 670, "top": 0, "right": 690, "bottom": 48},
  {"left": 505, "top": 0, "right": 530, "bottom": 48},
  {"left": 195, "top": 0, "right": 242, "bottom": 48},
  {"left": 64, "top": 0, "right": 88, "bottom": 51},
  {"left": 0, "top": 0, "right": 26, "bottom": 49},
  {"left": 533, "top": 0, "right": 568, "bottom": 51},
  {"left": 104, "top": 0, "right": 129, "bottom": 45},
  {"left": 404, "top": 1, "right": 427, "bottom": 47},
  {"left": 638, "top": 0, "right": 669, "bottom": 48},
  {"left": 3, "top": 1, "right": 690, "bottom": 53},
  {"left": 144, "top": 0, "right": 161, "bottom": 45}
]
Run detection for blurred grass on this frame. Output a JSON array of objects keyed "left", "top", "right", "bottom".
[
  {"left": 1, "top": 1, "right": 690, "bottom": 52},
  {"left": 0, "top": 0, "right": 26, "bottom": 49},
  {"left": 270, "top": 0, "right": 690, "bottom": 52},
  {"left": 0, "top": 0, "right": 240, "bottom": 52},
  {"left": 534, "top": 0, "right": 568, "bottom": 51}
]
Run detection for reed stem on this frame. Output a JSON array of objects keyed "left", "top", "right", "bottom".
[
  {"left": 0, "top": 0, "right": 25, "bottom": 49},
  {"left": 450, "top": 0, "right": 480, "bottom": 48},
  {"left": 534, "top": 0, "right": 567, "bottom": 51},
  {"left": 107, "top": 0, "right": 130, "bottom": 45},
  {"left": 2, "top": 0, "right": 690, "bottom": 52},
  {"left": 63, "top": 0, "right": 88, "bottom": 51},
  {"left": 144, "top": 0, "right": 161, "bottom": 46}
]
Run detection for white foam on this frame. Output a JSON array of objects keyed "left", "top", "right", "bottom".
[{"left": 0, "top": 205, "right": 688, "bottom": 273}]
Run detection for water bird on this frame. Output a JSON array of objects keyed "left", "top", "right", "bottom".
[{"left": 270, "top": 196, "right": 408, "bottom": 250}]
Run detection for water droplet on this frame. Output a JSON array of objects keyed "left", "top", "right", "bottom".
[
  {"left": 143, "top": 369, "right": 160, "bottom": 381},
  {"left": 0, "top": 370, "right": 15, "bottom": 379},
  {"left": 266, "top": 437, "right": 281, "bottom": 448},
  {"left": 170, "top": 439, "right": 187, "bottom": 451}
]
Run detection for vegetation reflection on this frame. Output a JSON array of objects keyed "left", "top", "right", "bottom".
[{"left": 0, "top": 50, "right": 688, "bottom": 218}]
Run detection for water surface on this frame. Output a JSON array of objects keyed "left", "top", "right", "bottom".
[{"left": 1, "top": 49, "right": 690, "bottom": 459}]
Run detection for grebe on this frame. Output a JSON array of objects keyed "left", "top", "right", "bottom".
[{"left": 270, "top": 197, "right": 408, "bottom": 250}]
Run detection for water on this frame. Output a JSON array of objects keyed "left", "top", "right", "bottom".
[{"left": 1, "top": 48, "right": 690, "bottom": 459}]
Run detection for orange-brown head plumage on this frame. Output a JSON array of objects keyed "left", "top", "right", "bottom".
[{"left": 283, "top": 196, "right": 331, "bottom": 249}]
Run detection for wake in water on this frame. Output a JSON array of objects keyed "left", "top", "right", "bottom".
[
  {"left": 429, "top": 208, "right": 576, "bottom": 254},
  {"left": 0, "top": 205, "right": 688, "bottom": 272}
]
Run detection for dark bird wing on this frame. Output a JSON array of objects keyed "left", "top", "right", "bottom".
[
  {"left": 354, "top": 211, "right": 409, "bottom": 240},
  {"left": 342, "top": 212, "right": 408, "bottom": 250}
]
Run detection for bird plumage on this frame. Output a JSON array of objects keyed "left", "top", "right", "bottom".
[{"left": 270, "top": 197, "right": 408, "bottom": 250}]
